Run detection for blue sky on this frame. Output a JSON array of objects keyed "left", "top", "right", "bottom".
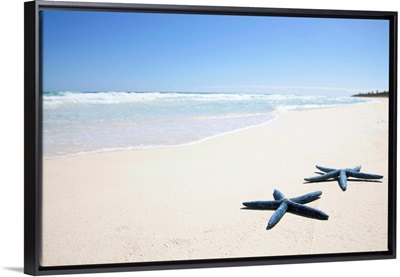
[{"left": 41, "top": 10, "right": 389, "bottom": 95}]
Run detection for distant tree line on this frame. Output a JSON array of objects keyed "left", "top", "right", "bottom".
[{"left": 352, "top": 90, "right": 389, "bottom": 97}]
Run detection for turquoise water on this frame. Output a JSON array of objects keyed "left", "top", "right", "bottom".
[{"left": 42, "top": 91, "right": 368, "bottom": 157}]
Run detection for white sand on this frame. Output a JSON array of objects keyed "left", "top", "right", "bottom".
[{"left": 41, "top": 100, "right": 389, "bottom": 266}]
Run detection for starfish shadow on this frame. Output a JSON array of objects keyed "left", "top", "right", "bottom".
[{"left": 303, "top": 178, "right": 382, "bottom": 185}]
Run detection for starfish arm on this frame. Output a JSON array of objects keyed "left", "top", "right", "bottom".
[
  {"left": 242, "top": 200, "right": 281, "bottom": 210},
  {"left": 267, "top": 202, "right": 288, "bottom": 229},
  {"left": 287, "top": 201, "right": 329, "bottom": 220},
  {"left": 273, "top": 189, "right": 285, "bottom": 200},
  {"left": 347, "top": 166, "right": 362, "bottom": 172},
  {"left": 290, "top": 191, "right": 323, "bottom": 204},
  {"left": 304, "top": 170, "right": 339, "bottom": 182},
  {"left": 346, "top": 170, "right": 383, "bottom": 179},
  {"left": 339, "top": 169, "right": 348, "bottom": 191},
  {"left": 316, "top": 165, "right": 337, "bottom": 173}
]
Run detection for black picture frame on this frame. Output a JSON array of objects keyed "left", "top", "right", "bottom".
[{"left": 24, "top": 0, "right": 397, "bottom": 275}]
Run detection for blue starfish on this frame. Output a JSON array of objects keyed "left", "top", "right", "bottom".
[
  {"left": 304, "top": 165, "right": 383, "bottom": 191},
  {"left": 242, "top": 189, "right": 329, "bottom": 230}
]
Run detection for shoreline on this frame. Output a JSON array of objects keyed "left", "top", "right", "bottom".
[
  {"left": 41, "top": 100, "right": 389, "bottom": 266},
  {"left": 42, "top": 114, "right": 279, "bottom": 160},
  {"left": 43, "top": 100, "right": 377, "bottom": 160}
]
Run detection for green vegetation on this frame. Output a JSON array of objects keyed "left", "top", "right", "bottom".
[{"left": 352, "top": 90, "right": 389, "bottom": 98}]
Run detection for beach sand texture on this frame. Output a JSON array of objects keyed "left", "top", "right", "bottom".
[{"left": 41, "top": 101, "right": 389, "bottom": 266}]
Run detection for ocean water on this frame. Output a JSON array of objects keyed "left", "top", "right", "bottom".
[{"left": 42, "top": 91, "right": 368, "bottom": 158}]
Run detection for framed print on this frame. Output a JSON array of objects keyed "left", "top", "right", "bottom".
[{"left": 24, "top": 0, "right": 397, "bottom": 275}]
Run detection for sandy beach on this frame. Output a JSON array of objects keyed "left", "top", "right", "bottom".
[{"left": 41, "top": 100, "right": 389, "bottom": 266}]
